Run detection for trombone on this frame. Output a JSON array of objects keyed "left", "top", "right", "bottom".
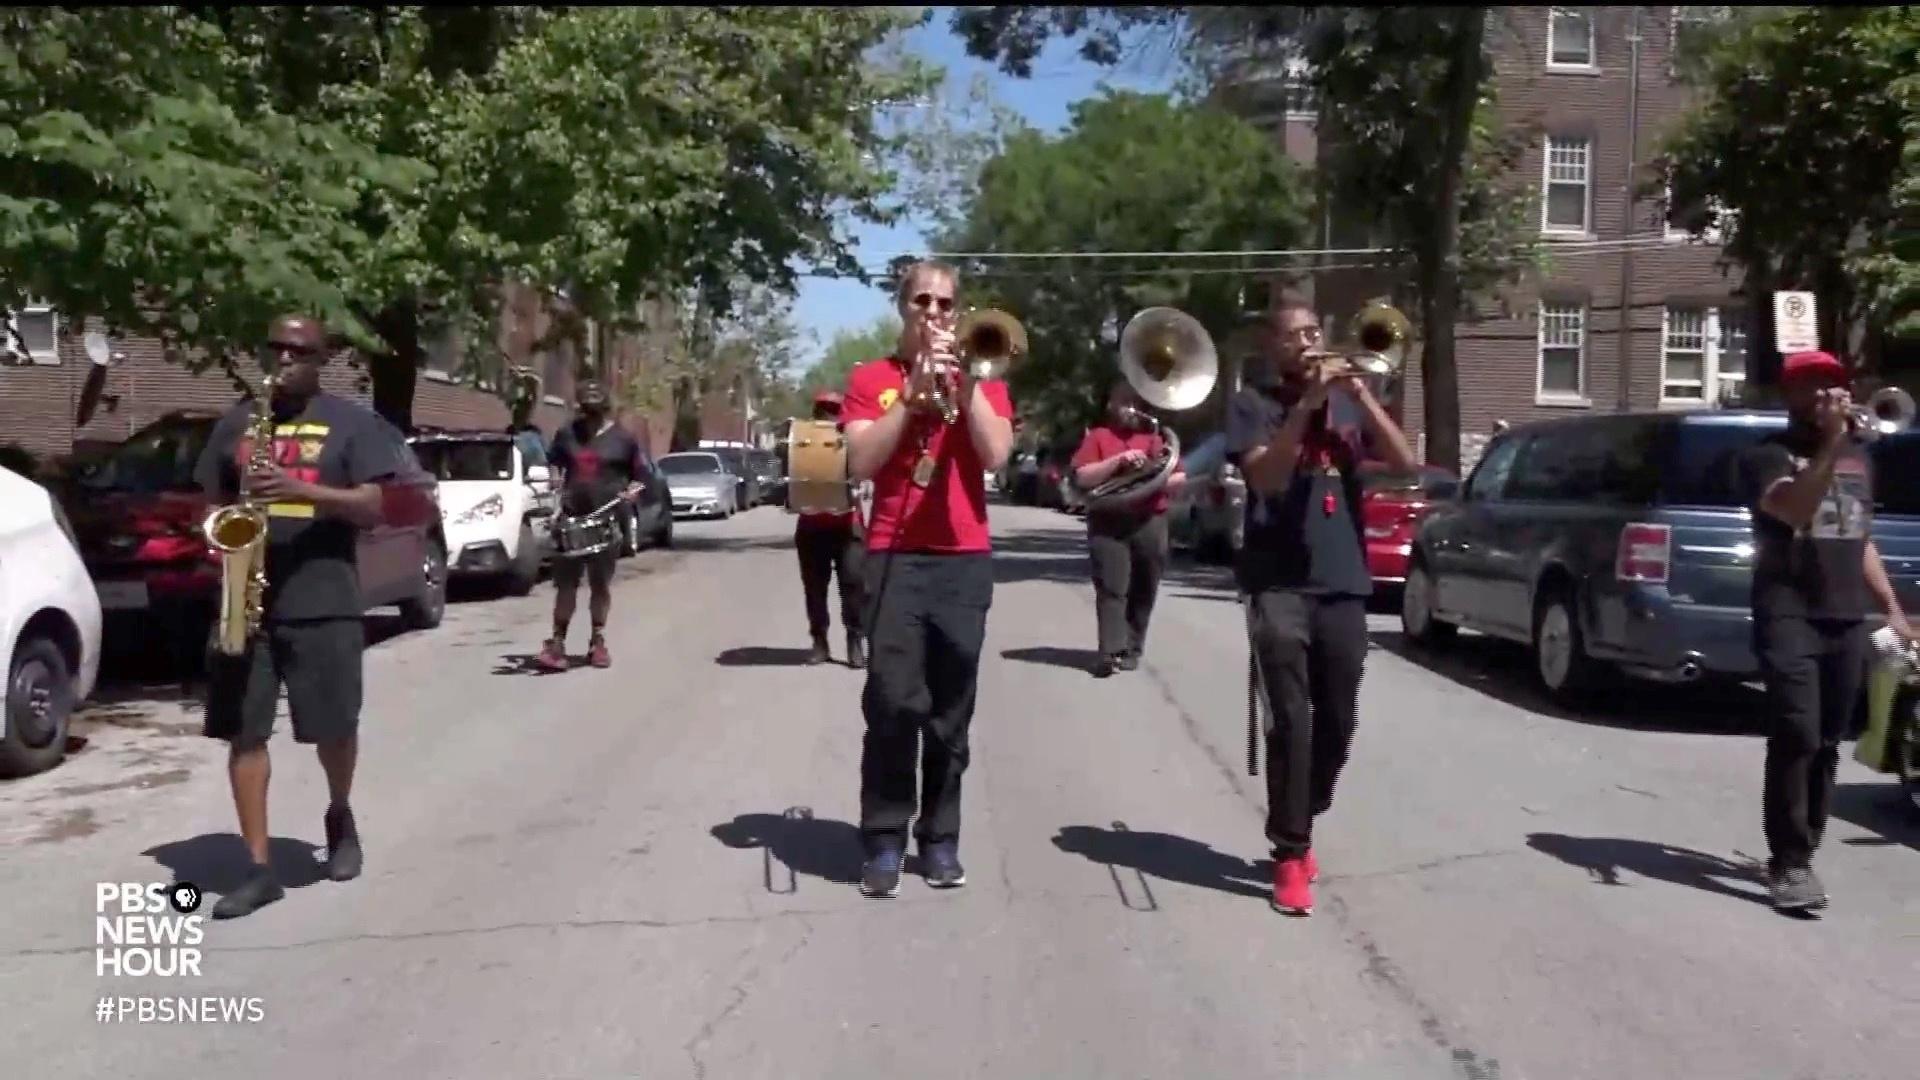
[
  {"left": 910, "top": 307, "right": 1027, "bottom": 424},
  {"left": 1302, "top": 302, "right": 1412, "bottom": 381}
]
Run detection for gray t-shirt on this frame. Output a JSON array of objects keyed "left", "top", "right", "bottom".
[
  {"left": 1740, "top": 425, "right": 1875, "bottom": 621},
  {"left": 1224, "top": 384, "right": 1377, "bottom": 597}
]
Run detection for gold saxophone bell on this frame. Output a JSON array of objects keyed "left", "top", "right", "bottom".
[{"left": 205, "top": 373, "right": 278, "bottom": 657}]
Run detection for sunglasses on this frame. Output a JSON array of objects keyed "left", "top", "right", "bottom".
[
  {"left": 262, "top": 340, "right": 326, "bottom": 363},
  {"left": 910, "top": 292, "right": 956, "bottom": 314}
]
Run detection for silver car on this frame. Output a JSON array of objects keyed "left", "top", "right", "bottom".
[
  {"left": 658, "top": 452, "right": 739, "bottom": 518},
  {"left": 1168, "top": 432, "right": 1245, "bottom": 563}
]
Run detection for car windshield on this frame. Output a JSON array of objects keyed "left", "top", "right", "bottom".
[
  {"left": 414, "top": 441, "right": 514, "bottom": 482},
  {"left": 83, "top": 422, "right": 213, "bottom": 494},
  {"left": 659, "top": 455, "right": 722, "bottom": 476}
]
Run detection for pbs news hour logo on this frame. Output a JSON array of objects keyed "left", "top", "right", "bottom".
[{"left": 95, "top": 881, "right": 204, "bottom": 978}]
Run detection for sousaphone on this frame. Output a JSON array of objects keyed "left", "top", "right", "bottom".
[{"left": 1077, "top": 307, "right": 1219, "bottom": 512}]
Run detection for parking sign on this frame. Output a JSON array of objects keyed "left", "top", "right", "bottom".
[{"left": 1773, "top": 291, "right": 1819, "bottom": 355}]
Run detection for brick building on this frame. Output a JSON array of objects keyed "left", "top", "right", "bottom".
[{"left": 1218, "top": 7, "right": 1749, "bottom": 470}]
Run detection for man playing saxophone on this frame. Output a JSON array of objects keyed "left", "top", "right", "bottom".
[{"left": 193, "top": 315, "right": 401, "bottom": 919}]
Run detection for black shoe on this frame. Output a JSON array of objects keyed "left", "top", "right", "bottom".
[
  {"left": 806, "top": 636, "right": 830, "bottom": 665},
  {"left": 1093, "top": 653, "right": 1122, "bottom": 678},
  {"left": 1768, "top": 864, "right": 1828, "bottom": 911},
  {"left": 1117, "top": 650, "right": 1141, "bottom": 672},
  {"left": 846, "top": 635, "right": 867, "bottom": 670},
  {"left": 211, "top": 864, "right": 285, "bottom": 920},
  {"left": 324, "top": 805, "right": 362, "bottom": 882},
  {"left": 860, "top": 845, "right": 903, "bottom": 898},
  {"left": 921, "top": 840, "right": 966, "bottom": 888}
]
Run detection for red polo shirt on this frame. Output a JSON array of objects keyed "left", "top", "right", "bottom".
[
  {"left": 842, "top": 356, "right": 1014, "bottom": 553},
  {"left": 1072, "top": 425, "right": 1171, "bottom": 517}
]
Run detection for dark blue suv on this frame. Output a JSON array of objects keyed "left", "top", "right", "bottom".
[{"left": 1401, "top": 410, "right": 1920, "bottom": 702}]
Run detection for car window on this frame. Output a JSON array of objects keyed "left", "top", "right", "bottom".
[
  {"left": 83, "top": 421, "right": 213, "bottom": 494},
  {"left": 1870, "top": 433, "right": 1920, "bottom": 515},
  {"left": 1465, "top": 436, "right": 1522, "bottom": 501},
  {"left": 659, "top": 455, "right": 723, "bottom": 476},
  {"left": 1506, "top": 419, "right": 1661, "bottom": 504},
  {"left": 414, "top": 441, "right": 514, "bottom": 482},
  {"left": 1656, "top": 421, "right": 1783, "bottom": 507}
]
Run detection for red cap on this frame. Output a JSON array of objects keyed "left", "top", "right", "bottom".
[
  {"left": 813, "top": 390, "right": 842, "bottom": 408},
  {"left": 1782, "top": 350, "right": 1846, "bottom": 384}
]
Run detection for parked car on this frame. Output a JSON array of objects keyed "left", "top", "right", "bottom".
[
  {"left": 1362, "top": 467, "right": 1459, "bottom": 586},
  {"left": 408, "top": 430, "right": 557, "bottom": 594},
  {"left": 1401, "top": 410, "right": 1920, "bottom": 702},
  {"left": 750, "top": 450, "right": 785, "bottom": 507},
  {"left": 612, "top": 452, "right": 675, "bottom": 553},
  {"left": 64, "top": 412, "right": 450, "bottom": 668},
  {"left": 1168, "top": 432, "right": 1245, "bottom": 563},
  {"left": 659, "top": 452, "right": 740, "bottom": 518},
  {"left": 1, "top": 467, "right": 102, "bottom": 777},
  {"left": 708, "top": 446, "right": 761, "bottom": 508}
]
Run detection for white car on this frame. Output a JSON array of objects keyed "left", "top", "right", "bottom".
[
  {"left": 408, "top": 431, "right": 558, "bottom": 596},
  {"left": 1, "top": 468, "right": 102, "bottom": 778}
]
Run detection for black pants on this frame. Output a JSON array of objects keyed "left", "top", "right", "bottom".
[
  {"left": 1088, "top": 512, "right": 1168, "bottom": 657},
  {"left": 1756, "top": 614, "right": 1870, "bottom": 871},
  {"left": 796, "top": 520, "right": 865, "bottom": 639},
  {"left": 859, "top": 552, "right": 994, "bottom": 850},
  {"left": 1247, "top": 590, "right": 1368, "bottom": 859}
]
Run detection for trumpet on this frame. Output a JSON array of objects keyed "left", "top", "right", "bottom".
[
  {"left": 1846, "top": 385, "right": 1917, "bottom": 442},
  {"left": 909, "top": 307, "right": 1027, "bottom": 425}
]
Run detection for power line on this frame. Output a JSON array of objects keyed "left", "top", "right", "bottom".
[{"left": 865, "top": 232, "right": 1689, "bottom": 261}]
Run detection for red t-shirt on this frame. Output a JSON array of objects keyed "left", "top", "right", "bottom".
[
  {"left": 1072, "top": 424, "right": 1171, "bottom": 517},
  {"left": 842, "top": 356, "right": 1014, "bottom": 553}
]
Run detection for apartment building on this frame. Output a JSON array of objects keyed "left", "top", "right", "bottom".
[{"left": 1218, "top": 7, "right": 1748, "bottom": 468}]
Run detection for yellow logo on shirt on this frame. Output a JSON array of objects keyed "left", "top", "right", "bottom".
[{"left": 878, "top": 388, "right": 899, "bottom": 411}]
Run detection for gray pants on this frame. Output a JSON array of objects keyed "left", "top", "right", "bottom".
[{"left": 1088, "top": 512, "right": 1168, "bottom": 657}]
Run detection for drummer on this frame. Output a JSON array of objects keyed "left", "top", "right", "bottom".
[
  {"left": 794, "top": 391, "right": 867, "bottom": 668},
  {"left": 536, "top": 380, "right": 646, "bottom": 672}
]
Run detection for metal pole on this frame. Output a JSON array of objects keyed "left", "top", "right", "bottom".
[{"left": 1615, "top": 7, "right": 1643, "bottom": 411}]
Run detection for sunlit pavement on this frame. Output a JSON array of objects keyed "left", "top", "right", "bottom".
[{"left": 3, "top": 502, "right": 1916, "bottom": 1079}]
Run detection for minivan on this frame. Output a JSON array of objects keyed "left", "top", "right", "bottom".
[{"left": 1401, "top": 410, "right": 1920, "bottom": 701}]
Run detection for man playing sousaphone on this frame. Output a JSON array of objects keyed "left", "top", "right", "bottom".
[
  {"left": 1072, "top": 381, "right": 1186, "bottom": 677},
  {"left": 535, "top": 379, "right": 646, "bottom": 672}
]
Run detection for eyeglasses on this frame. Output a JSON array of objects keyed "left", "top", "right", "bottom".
[{"left": 910, "top": 292, "right": 956, "bottom": 314}]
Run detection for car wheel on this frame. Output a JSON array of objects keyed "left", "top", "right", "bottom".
[
  {"left": 1, "top": 635, "right": 73, "bottom": 779},
  {"left": 1400, "top": 561, "right": 1457, "bottom": 646},
  {"left": 400, "top": 537, "right": 448, "bottom": 630},
  {"left": 506, "top": 521, "right": 540, "bottom": 596},
  {"left": 1533, "top": 589, "right": 1597, "bottom": 700},
  {"left": 654, "top": 510, "right": 674, "bottom": 548}
]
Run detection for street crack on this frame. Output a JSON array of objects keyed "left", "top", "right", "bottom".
[{"left": 684, "top": 919, "right": 814, "bottom": 1080}]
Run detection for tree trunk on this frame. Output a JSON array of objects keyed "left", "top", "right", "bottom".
[
  {"left": 1417, "top": 7, "right": 1487, "bottom": 473},
  {"left": 366, "top": 297, "right": 423, "bottom": 433}
]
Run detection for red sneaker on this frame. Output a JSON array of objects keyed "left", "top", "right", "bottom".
[
  {"left": 1307, "top": 847, "right": 1319, "bottom": 884},
  {"left": 536, "top": 639, "right": 568, "bottom": 672},
  {"left": 588, "top": 636, "right": 611, "bottom": 669},
  {"left": 1272, "top": 855, "right": 1313, "bottom": 916}
]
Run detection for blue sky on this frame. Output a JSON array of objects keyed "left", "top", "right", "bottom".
[{"left": 788, "top": 10, "right": 1183, "bottom": 371}]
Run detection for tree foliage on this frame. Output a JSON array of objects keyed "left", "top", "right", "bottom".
[
  {"left": 937, "top": 91, "right": 1312, "bottom": 439},
  {"left": 1660, "top": 6, "right": 1920, "bottom": 355},
  {"left": 805, "top": 315, "right": 903, "bottom": 401}
]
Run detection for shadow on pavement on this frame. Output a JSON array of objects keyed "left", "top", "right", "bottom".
[
  {"left": 1525, "top": 832, "right": 1769, "bottom": 907},
  {"left": 710, "top": 810, "right": 861, "bottom": 886},
  {"left": 672, "top": 534, "right": 797, "bottom": 555},
  {"left": 142, "top": 833, "right": 328, "bottom": 895},
  {"left": 1001, "top": 646, "right": 1102, "bottom": 674},
  {"left": 1371, "top": 629, "right": 1768, "bottom": 737},
  {"left": 989, "top": 528, "right": 1238, "bottom": 594},
  {"left": 491, "top": 652, "right": 576, "bottom": 675},
  {"left": 715, "top": 646, "right": 818, "bottom": 667},
  {"left": 1830, "top": 782, "right": 1920, "bottom": 854},
  {"left": 1052, "top": 823, "right": 1270, "bottom": 901}
]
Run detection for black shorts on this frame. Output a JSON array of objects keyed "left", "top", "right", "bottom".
[
  {"left": 551, "top": 548, "right": 617, "bottom": 589},
  {"left": 204, "top": 619, "right": 364, "bottom": 748}
]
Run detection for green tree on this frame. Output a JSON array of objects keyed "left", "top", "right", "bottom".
[
  {"left": 0, "top": 8, "right": 427, "bottom": 380},
  {"left": 804, "top": 315, "right": 903, "bottom": 401},
  {"left": 949, "top": 6, "right": 1544, "bottom": 472},
  {"left": 937, "top": 91, "right": 1312, "bottom": 440},
  {"left": 1660, "top": 7, "right": 1920, "bottom": 367}
]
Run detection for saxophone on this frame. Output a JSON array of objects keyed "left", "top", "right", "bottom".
[{"left": 202, "top": 374, "right": 277, "bottom": 657}]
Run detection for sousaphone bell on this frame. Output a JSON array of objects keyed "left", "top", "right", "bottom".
[{"left": 1077, "top": 307, "right": 1219, "bottom": 512}]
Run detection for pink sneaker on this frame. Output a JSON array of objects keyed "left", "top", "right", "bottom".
[
  {"left": 1307, "top": 847, "right": 1319, "bottom": 884},
  {"left": 1272, "top": 855, "right": 1313, "bottom": 916}
]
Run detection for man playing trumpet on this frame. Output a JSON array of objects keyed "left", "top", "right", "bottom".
[
  {"left": 840, "top": 259, "right": 1015, "bottom": 899},
  {"left": 1226, "top": 294, "right": 1418, "bottom": 917}
]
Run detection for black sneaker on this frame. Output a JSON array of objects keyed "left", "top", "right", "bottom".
[
  {"left": 921, "top": 840, "right": 966, "bottom": 888},
  {"left": 1117, "top": 650, "right": 1141, "bottom": 672},
  {"left": 846, "top": 635, "right": 867, "bottom": 670},
  {"left": 860, "top": 845, "right": 903, "bottom": 898},
  {"left": 1768, "top": 864, "right": 1828, "bottom": 911},
  {"left": 211, "top": 864, "right": 285, "bottom": 920},
  {"left": 1093, "top": 653, "right": 1121, "bottom": 678},
  {"left": 806, "top": 636, "right": 830, "bottom": 666},
  {"left": 324, "top": 805, "right": 362, "bottom": 882}
]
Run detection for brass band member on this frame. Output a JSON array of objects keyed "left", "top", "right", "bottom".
[
  {"left": 192, "top": 315, "right": 397, "bottom": 919},
  {"left": 537, "top": 380, "right": 645, "bottom": 672},
  {"left": 841, "top": 259, "right": 1015, "bottom": 899},
  {"left": 796, "top": 391, "right": 868, "bottom": 668},
  {"left": 1225, "top": 295, "right": 1418, "bottom": 916},
  {"left": 1071, "top": 381, "right": 1187, "bottom": 676}
]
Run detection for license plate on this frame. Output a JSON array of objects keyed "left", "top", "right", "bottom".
[{"left": 96, "top": 581, "right": 150, "bottom": 611}]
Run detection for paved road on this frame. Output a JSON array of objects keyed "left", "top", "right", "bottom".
[{"left": 3, "top": 502, "right": 1916, "bottom": 1079}]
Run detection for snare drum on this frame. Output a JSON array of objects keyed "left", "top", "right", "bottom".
[
  {"left": 786, "top": 419, "right": 852, "bottom": 515},
  {"left": 550, "top": 502, "right": 623, "bottom": 559}
]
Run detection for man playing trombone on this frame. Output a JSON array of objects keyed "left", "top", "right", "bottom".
[{"left": 1226, "top": 293, "right": 1418, "bottom": 917}]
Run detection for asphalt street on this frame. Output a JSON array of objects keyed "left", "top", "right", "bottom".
[{"left": 2, "top": 501, "right": 1916, "bottom": 1079}]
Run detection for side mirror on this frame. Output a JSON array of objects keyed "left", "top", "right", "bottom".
[{"left": 526, "top": 465, "right": 551, "bottom": 485}]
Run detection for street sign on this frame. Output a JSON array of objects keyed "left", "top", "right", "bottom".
[{"left": 1774, "top": 291, "right": 1820, "bottom": 355}]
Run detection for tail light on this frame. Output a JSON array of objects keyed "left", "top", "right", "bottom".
[{"left": 1616, "top": 523, "right": 1673, "bottom": 584}]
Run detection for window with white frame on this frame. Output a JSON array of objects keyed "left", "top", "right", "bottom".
[
  {"left": 1660, "top": 306, "right": 1748, "bottom": 404},
  {"left": 1549, "top": 8, "right": 1596, "bottom": 69},
  {"left": 5, "top": 303, "right": 59, "bottom": 364},
  {"left": 1542, "top": 136, "right": 1592, "bottom": 234},
  {"left": 1538, "top": 302, "right": 1588, "bottom": 401}
]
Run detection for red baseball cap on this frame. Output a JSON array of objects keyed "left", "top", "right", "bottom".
[
  {"left": 1782, "top": 350, "right": 1846, "bottom": 384},
  {"left": 813, "top": 390, "right": 843, "bottom": 408}
]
